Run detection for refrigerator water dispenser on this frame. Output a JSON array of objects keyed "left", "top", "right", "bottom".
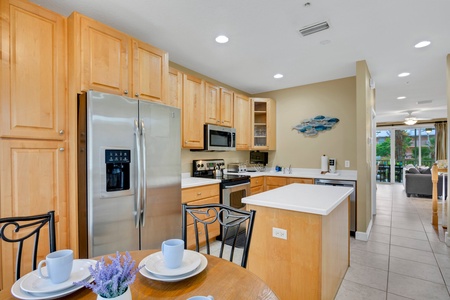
[{"left": 105, "top": 149, "right": 130, "bottom": 191}]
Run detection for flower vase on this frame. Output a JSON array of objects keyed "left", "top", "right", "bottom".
[{"left": 96, "top": 288, "right": 132, "bottom": 300}]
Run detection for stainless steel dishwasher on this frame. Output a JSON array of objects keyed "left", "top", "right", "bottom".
[{"left": 314, "top": 178, "right": 356, "bottom": 235}]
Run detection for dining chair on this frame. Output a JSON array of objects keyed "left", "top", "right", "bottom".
[
  {"left": 182, "top": 203, "right": 256, "bottom": 268},
  {"left": 0, "top": 210, "right": 56, "bottom": 280}
]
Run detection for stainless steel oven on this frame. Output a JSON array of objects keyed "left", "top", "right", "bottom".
[
  {"left": 221, "top": 180, "right": 250, "bottom": 210},
  {"left": 193, "top": 159, "right": 251, "bottom": 240}
]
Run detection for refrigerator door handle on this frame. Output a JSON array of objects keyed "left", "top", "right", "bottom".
[
  {"left": 134, "top": 119, "right": 142, "bottom": 228},
  {"left": 140, "top": 119, "right": 147, "bottom": 227}
]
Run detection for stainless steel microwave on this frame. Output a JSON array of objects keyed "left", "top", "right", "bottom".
[{"left": 203, "top": 124, "right": 236, "bottom": 151}]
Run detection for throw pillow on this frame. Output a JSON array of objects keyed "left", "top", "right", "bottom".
[
  {"left": 404, "top": 164, "right": 415, "bottom": 170},
  {"left": 419, "top": 167, "right": 431, "bottom": 174},
  {"left": 407, "top": 167, "right": 420, "bottom": 174}
]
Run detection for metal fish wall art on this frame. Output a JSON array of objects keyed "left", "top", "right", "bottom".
[{"left": 292, "top": 115, "right": 340, "bottom": 136}]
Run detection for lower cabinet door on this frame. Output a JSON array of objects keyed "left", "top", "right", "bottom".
[{"left": 0, "top": 139, "right": 68, "bottom": 290}]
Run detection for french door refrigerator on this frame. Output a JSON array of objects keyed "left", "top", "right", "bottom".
[{"left": 78, "top": 91, "right": 181, "bottom": 258}]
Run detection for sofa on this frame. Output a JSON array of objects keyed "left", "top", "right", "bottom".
[{"left": 404, "top": 165, "right": 447, "bottom": 198}]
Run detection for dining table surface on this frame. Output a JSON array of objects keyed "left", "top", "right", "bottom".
[{"left": 2, "top": 249, "right": 279, "bottom": 300}]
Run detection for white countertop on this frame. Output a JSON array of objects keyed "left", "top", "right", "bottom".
[
  {"left": 235, "top": 168, "right": 357, "bottom": 181},
  {"left": 181, "top": 176, "right": 220, "bottom": 188},
  {"left": 242, "top": 183, "right": 354, "bottom": 215}
]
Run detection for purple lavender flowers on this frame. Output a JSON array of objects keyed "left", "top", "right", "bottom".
[{"left": 75, "top": 251, "right": 143, "bottom": 298}]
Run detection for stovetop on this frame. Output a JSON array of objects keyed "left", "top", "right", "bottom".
[{"left": 192, "top": 159, "right": 250, "bottom": 183}]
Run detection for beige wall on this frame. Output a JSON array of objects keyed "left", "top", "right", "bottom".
[
  {"left": 356, "top": 60, "right": 375, "bottom": 234},
  {"left": 254, "top": 77, "right": 357, "bottom": 170}
]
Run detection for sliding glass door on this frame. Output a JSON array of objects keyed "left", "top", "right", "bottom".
[{"left": 376, "top": 126, "right": 435, "bottom": 183}]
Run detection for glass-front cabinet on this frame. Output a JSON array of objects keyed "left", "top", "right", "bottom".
[{"left": 250, "top": 98, "right": 276, "bottom": 150}]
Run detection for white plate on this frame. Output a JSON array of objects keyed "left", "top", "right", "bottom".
[
  {"left": 139, "top": 252, "right": 207, "bottom": 282},
  {"left": 144, "top": 250, "right": 201, "bottom": 277},
  {"left": 11, "top": 260, "right": 96, "bottom": 300},
  {"left": 20, "top": 259, "right": 96, "bottom": 294}
]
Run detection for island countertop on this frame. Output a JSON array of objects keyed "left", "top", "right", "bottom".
[{"left": 242, "top": 183, "right": 354, "bottom": 215}]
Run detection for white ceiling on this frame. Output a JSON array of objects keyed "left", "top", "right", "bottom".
[{"left": 30, "top": 0, "right": 450, "bottom": 124}]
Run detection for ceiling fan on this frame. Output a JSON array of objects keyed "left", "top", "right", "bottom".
[{"left": 404, "top": 111, "right": 418, "bottom": 125}]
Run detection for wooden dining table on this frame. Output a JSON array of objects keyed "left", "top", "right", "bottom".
[{"left": 2, "top": 249, "right": 278, "bottom": 300}]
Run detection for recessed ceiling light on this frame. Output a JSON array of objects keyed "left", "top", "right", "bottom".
[
  {"left": 397, "top": 96, "right": 406, "bottom": 100},
  {"left": 414, "top": 41, "right": 431, "bottom": 48},
  {"left": 398, "top": 72, "right": 410, "bottom": 77},
  {"left": 215, "top": 35, "right": 229, "bottom": 44},
  {"left": 274, "top": 74, "right": 283, "bottom": 79}
]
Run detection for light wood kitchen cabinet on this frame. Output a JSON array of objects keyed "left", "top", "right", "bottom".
[
  {"left": 0, "top": 0, "right": 66, "bottom": 140},
  {"left": 182, "top": 184, "right": 220, "bottom": 250},
  {"left": 69, "top": 12, "right": 169, "bottom": 103},
  {"left": 250, "top": 98, "right": 276, "bottom": 150},
  {"left": 265, "top": 176, "right": 313, "bottom": 191},
  {"left": 288, "top": 177, "right": 314, "bottom": 184},
  {"left": 69, "top": 12, "right": 130, "bottom": 95},
  {"left": 265, "top": 176, "right": 287, "bottom": 191},
  {"left": 205, "top": 82, "right": 220, "bottom": 125},
  {"left": 182, "top": 74, "right": 205, "bottom": 149},
  {"left": 0, "top": 0, "right": 69, "bottom": 291},
  {"left": 220, "top": 88, "right": 234, "bottom": 127},
  {"left": 132, "top": 39, "right": 168, "bottom": 103},
  {"left": 250, "top": 177, "right": 264, "bottom": 195},
  {"left": 0, "top": 139, "right": 68, "bottom": 290},
  {"left": 234, "top": 93, "right": 251, "bottom": 150},
  {"left": 204, "top": 83, "right": 233, "bottom": 127},
  {"left": 168, "top": 67, "right": 182, "bottom": 108}
]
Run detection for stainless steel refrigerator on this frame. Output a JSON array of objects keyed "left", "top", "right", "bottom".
[{"left": 77, "top": 91, "right": 181, "bottom": 258}]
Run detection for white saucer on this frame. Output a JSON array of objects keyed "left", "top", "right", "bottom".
[
  {"left": 144, "top": 250, "right": 201, "bottom": 277},
  {"left": 20, "top": 259, "right": 96, "bottom": 294},
  {"left": 11, "top": 260, "right": 96, "bottom": 300},
  {"left": 139, "top": 252, "right": 207, "bottom": 282}
]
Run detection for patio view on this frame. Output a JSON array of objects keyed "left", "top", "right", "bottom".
[{"left": 376, "top": 127, "right": 436, "bottom": 183}]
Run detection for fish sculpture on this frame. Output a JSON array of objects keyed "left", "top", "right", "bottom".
[{"left": 292, "top": 115, "right": 340, "bottom": 136}]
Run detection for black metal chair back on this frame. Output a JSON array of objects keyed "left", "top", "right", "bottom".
[
  {"left": 0, "top": 210, "right": 56, "bottom": 280},
  {"left": 182, "top": 203, "right": 256, "bottom": 268}
]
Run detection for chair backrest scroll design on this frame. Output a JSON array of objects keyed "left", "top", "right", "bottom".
[{"left": 0, "top": 210, "right": 56, "bottom": 280}]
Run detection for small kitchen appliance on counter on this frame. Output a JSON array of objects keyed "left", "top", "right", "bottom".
[
  {"left": 227, "top": 163, "right": 247, "bottom": 173},
  {"left": 329, "top": 158, "right": 336, "bottom": 173}
]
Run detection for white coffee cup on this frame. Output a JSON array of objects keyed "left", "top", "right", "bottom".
[
  {"left": 37, "top": 249, "right": 73, "bottom": 284},
  {"left": 187, "top": 296, "right": 214, "bottom": 300},
  {"left": 161, "top": 239, "right": 184, "bottom": 269}
]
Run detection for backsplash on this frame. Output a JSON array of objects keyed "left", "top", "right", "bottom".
[{"left": 181, "top": 150, "right": 270, "bottom": 174}]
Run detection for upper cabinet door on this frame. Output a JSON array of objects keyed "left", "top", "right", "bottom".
[
  {"left": 204, "top": 82, "right": 221, "bottom": 125},
  {"left": 168, "top": 67, "right": 182, "bottom": 108},
  {"left": 182, "top": 74, "right": 204, "bottom": 149},
  {"left": 77, "top": 13, "right": 130, "bottom": 95},
  {"left": 234, "top": 94, "right": 250, "bottom": 150},
  {"left": 132, "top": 39, "right": 168, "bottom": 103},
  {"left": 1, "top": 0, "right": 66, "bottom": 140},
  {"left": 220, "top": 88, "right": 234, "bottom": 128}
]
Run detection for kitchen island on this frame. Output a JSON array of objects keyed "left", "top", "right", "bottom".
[{"left": 242, "top": 183, "right": 353, "bottom": 300}]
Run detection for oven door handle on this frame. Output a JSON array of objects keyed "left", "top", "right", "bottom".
[{"left": 223, "top": 182, "right": 250, "bottom": 189}]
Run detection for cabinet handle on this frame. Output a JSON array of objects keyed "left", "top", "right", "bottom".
[
  {"left": 59, "top": 130, "right": 64, "bottom": 135},
  {"left": 124, "top": 90, "right": 128, "bottom": 95},
  {"left": 59, "top": 147, "right": 65, "bottom": 152},
  {"left": 135, "top": 93, "right": 139, "bottom": 97},
  {"left": 197, "top": 192, "right": 202, "bottom": 196}
]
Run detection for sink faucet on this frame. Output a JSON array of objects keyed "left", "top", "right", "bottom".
[{"left": 288, "top": 164, "right": 292, "bottom": 174}]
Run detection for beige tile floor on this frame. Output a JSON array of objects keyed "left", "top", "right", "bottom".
[{"left": 335, "top": 183, "right": 450, "bottom": 300}]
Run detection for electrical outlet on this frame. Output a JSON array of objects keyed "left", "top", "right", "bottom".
[
  {"left": 345, "top": 160, "right": 350, "bottom": 168},
  {"left": 272, "top": 227, "right": 287, "bottom": 240}
]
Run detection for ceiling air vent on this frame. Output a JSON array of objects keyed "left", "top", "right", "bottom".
[
  {"left": 299, "top": 21, "right": 330, "bottom": 36},
  {"left": 417, "top": 100, "right": 432, "bottom": 105}
]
